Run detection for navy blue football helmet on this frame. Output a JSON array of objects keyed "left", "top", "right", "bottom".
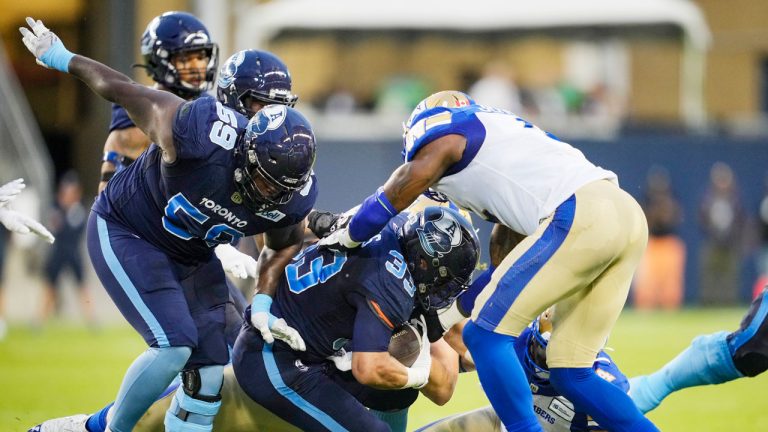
[
  {"left": 399, "top": 207, "right": 480, "bottom": 310},
  {"left": 217, "top": 49, "right": 298, "bottom": 118},
  {"left": 140, "top": 11, "right": 219, "bottom": 98},
  {"left": 233, "top": 105, "right": 316, "bottom": 213}
]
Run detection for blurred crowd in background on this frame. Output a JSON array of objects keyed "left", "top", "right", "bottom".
[{"left": 0, "top": 0, "right": 768, "bottom": 332}]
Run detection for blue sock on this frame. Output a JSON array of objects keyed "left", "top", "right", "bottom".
[
  {"left": 457, "top": 265, "right": 494, "bottom": 314},
  {"left": 370, "top": 408, "right": 408, "bottom": 432},
  {"left": 629, "top": 331, "right": 743, "bottom": 413},
  {"left": 463, "top": 320, "right": 543, "bottom": 432},
  {"left": 109, "top": 346, "right": 191, "bottom": 432},
  {"left": 550, "top": 367, "right": 659, "bottom": 432},
  {"left": 85, "top": 402, "right": 113, "bottom": 432}
]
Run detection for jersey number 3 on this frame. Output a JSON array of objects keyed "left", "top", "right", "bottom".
[{"left": 286, "top": 244, "right": 348, "bottom": 294}]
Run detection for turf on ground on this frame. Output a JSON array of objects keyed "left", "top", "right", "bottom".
[{"left": 1, "top": 308, "right": 766, "bottom": 431}]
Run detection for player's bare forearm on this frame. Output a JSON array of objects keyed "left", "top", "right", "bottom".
[
  {"left": 443, "top": 318, "right": 468, "bottom": 356},
  {"left": 68, "top": 56, "right": 182, "bottom": 157},
  {"left": 489, "top": 223, "right": 525, "bottom": 267},
  {"left": 255, "top": 222, "right": 306, "bottom": 297},
  {"left": 420, "top": 339, "right": 459, "bottom": 405},
  {"left": 381, "top": 134, "right": 466, "bottom": 211},
  {"left": 351, "top": 351, "right": 410, "bottom": 389}
]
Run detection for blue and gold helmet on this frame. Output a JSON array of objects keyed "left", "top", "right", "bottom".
[
  {"left": 233, "top": 105, "right": 316, "bottom": 213},
  {"left": 524, "top": 308, "right": 555, "bottom": 383},
  {"left": 399, "top": 206, "right": 480, "bottom": 310},
  {"left": 402, "top": 90, "right": 475, "bottom": 161},
  {"left": 217, "top": 49, "right": 298, "bottom": 118},
  {"left": 140, "top": 11, "right": 219, "bottom": 98}
]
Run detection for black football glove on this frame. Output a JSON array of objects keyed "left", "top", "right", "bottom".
[{"left": 308, "top": 209, "right": 354, "bottom": 239}]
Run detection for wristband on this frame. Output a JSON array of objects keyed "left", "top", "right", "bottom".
[
  {"left": 102, "top": 151, "right": 121, "bottom": 165},
  {"left": 40, "top": 40, "right": 75, "bottom": 73},
  {"left": 251, "top": 294, "right": 275, "bottom": 326},
  {"left": 100, "top": 171, "right": 116, "bottom": 182},
  {"left": 348, "top": 188, "right": 397, "bottom": 243},
  {"left": 404, "top": 366, "right": 430, "bottom": 389}
]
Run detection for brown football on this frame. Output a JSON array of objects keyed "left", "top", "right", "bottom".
[{"left": 388, "top": 322, "right": 422, "bottom": 367}]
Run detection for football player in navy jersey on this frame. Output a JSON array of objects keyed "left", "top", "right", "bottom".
[
  {"left": 232, "top": 206, "right": 479, "bottom": 431},
  {"left": 21, "top": 18, "right": 315, "bottom": 432},
  {"left": 99, "top": 11, "right": 218, "bottom": 192},
  {"left": 27, "top": 204, "right": 472, "bottom": 432}
]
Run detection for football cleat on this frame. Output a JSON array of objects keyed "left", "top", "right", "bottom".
[{"left": 28, "top": 414, "right": 88, "bottom": 432}]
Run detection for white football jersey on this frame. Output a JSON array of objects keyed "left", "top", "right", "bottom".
[{"left": 405, "top": 105, "right": 617, "bottom": 235}]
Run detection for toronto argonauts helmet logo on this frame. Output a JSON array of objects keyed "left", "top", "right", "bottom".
[
  {"left": 417, "top": 209, "right": 463, "bottom": 257},
  {"left": 140, "top": 16, "right": 162, "bottom": 55},
  {"left": 217, "top": 50, "right": 245, "bottom": 88},
  {"left": 247, "top": 104, "right": 288, "bottom": 136},
  {"left": 183, "top": 31, "right": 210, "bottom": 46}
]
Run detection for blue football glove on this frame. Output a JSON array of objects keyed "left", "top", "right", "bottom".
[
  {"left": 19, "top": 17, "right": 75, "bottom": 72},
  {"left": 250, "top": 294, "right": 306, "bottom": 351}
]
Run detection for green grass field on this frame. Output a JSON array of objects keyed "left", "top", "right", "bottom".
[{"left": 1, "top": 308, "right": 766, "bottom": 431}]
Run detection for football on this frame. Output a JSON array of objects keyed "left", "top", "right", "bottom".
[{"left": 389, "top": 322, "right": 422, "bottom": 367}]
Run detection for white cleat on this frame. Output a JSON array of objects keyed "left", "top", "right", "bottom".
[{"left": 28, "top": 414, "right": 88, "bottom": 432}]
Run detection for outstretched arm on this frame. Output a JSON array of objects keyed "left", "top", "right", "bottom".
[
  {"left": 380, "top": 134, "right": 466, "bottom": 211},
  {"left": 319, "top": 134, "right": 465, "bottom": 249},
  {"left": 20, "top": 17, "right": 182, "bottom": 163}
]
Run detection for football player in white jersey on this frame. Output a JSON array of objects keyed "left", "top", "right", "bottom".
[{"left": 319, "top": 91, "right": 656, "bottom": 431}]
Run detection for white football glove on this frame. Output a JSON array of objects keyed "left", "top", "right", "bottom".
[
  {"left": 19, "top": 17, "right": 74, "bottom": 72},
  {"left": 0, "top": 179, "right": 25, "bottom": 206},
  {"left": 250, "top": 294, "right": 306, "bottom": 351},
  {"left": 316, "top": 226, "right": 361, "bottom": 250},
  {"left": 0, "top": 208, "right": 55, "bottom": 243},
  {"left": 327, "top": 348, "right": 353, "bottom": 372},
  {"left": 214, "top": 244, "right": 257, "bottom": 280},
  {"left": 402, "top": 316, "right": 432, "bottom": 389},
  {"left": 437, "top": 301, "right": 468, "bottom": 332}
]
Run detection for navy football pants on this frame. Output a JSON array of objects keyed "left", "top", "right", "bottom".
[
  {"left": 232, "top": 324, "right": 390, "bottom": 432},
  {"left": 87, "top": 213, "right": 229, "bottom": 368}
]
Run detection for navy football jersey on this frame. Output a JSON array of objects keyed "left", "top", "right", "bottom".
[
  {"left": 271, "top": 214, "right": 416, "bottom": 363},
  {"left": 93, "top": 97, "right": 318, "bottom": 264},
  {"left": 108, "top": 104, "right": 135, "bottom": 132}
]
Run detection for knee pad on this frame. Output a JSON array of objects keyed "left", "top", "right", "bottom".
[{"left": 164, "top": 365, "right": 224, "bottom": 432}]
